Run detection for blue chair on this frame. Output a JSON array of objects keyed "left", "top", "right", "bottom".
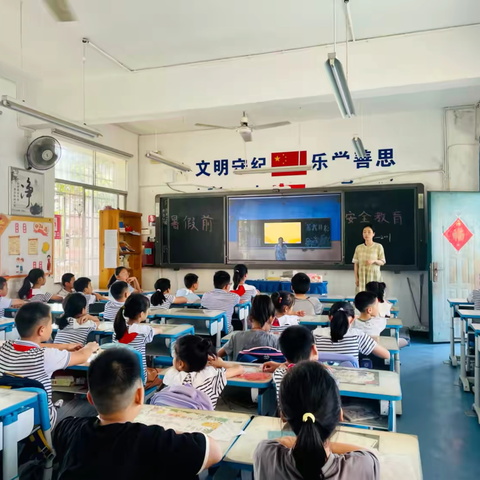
[
  {"left": 318, "top": 352, "right": 359, "bottom": 368},
  {"left": 236, "top": 347, "right": 286, "bottom": 364}
]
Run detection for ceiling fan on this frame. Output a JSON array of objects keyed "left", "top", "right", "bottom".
[
  {"left": 43, "top": 0, "right": 77, "bottom": 22},
  {"left": 195, "top": 111, "right": 291, "bottom": 142}
]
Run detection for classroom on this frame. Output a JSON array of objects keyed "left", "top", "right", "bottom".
[{"left": 0, "top": 0, "right": 479, "bottom": 479}]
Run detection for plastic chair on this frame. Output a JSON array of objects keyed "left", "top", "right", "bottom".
[
  {"left": 317, "top": 352, "right": 359, "bottom": 368},
  {"left": 236, "top": 347, "right": 286, "bottom": 364}
]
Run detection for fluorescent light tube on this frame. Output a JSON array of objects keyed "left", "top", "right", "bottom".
[
  {"left": 146, "top": 151, "right": 192, "bottom": 172},
  {"left": 234, "top": 165, "right": 313, "bottom": 175},
  {"left": 352, "top": 135, "right": 366, "bottom": 159},
  {"left": 0, "top": 96, "right": 101, "bottom": 138},
  {"left": 324, "top": 53, "right": 356, "bottom": 118}
]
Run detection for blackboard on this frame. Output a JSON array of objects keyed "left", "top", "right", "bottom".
[
  {"left": 160, "top": 196, "right": 225, "bottom": 264},
  {"left": 344, "top": 187, "right": 421, "bottom": 267}
]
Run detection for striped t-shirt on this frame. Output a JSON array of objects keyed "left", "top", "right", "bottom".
[
  {"left": 30, "top": 288, "right": 53, "bottom": 303},
  {"left": 314, "top": 328, "right": 376, "bottom": 361},
  {"left": 0, "top": 297, "right": 12, "bottom": 317},
  {"left": 201, "top": 290, "right": 240, "bottom": 333},
  {"left": 103, "top": 300, "right": 125, "bottom": 321},
  {"left": 54, "top": 318, "right": 97, "bottom": 346},
  {"left": 0, "top": 340, "right": 70, "bottom": 427},
  {"left": 113, "top": 323, "right": 154, "bottom": 383},
  {"left": 163, "top": 366, "right": 227, "bottom": 409}
]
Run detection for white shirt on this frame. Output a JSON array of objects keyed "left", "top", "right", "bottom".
[
  {"left": 271, "top": 314, "right": 299, "bottom": 334},
  {"left": 229, "top": 283, "right": 257, "bottom": 302},
  {"left": 378, "top": 301, "right": 392, "bottom": 318},
  {"left": 352, "top": 317, "right": 387, "bottom": 337},
  {"left": 176, "top": 288, "right": 200, "bottom": 303},
  {"left": 0, "top": 297, "right": 12, "bottom": 317}
]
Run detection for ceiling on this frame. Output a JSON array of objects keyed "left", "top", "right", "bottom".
[
  {"left": 1, "top": 0, "right": 480, "bottom": 79},
  {"left": 116, "top": 82, "right": 480, "bottom": 135}
]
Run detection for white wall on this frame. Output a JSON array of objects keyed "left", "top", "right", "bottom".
[{"left": 138, "top": 106, "right": 479, "bottom": 329}]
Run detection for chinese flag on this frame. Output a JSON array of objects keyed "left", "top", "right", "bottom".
[{"left": 271, "top": 151, "right": 307, "bottom": 176}]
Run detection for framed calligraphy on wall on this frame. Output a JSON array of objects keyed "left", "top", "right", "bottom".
[{"left": 9, "top": 167, "right": 45, "bottom": 217}]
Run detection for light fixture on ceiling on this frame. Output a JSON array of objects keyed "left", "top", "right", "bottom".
[
  {"left": 325, "top": 0, "right": 356, "bottom": 118},
  {"left": 234, "top": 165, "right": 313, "bottom": 175},
  {"left": 146, "top": 151, "right": 192, "bottom": 172},
  {"left": 0, "top": 96, "right": 101, "bottom": 138},
  {"left": 352, "top": 135, "right": 366, "bottom": 159}
]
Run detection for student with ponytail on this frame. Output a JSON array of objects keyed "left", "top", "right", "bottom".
[
  {"left": 113, "top": 294, "right": 160, "bottom": 389},
  {"left": 254, "top": 361, "right": 380, "bottom": 479},
  {"left": 314, "top": 301, "right": 389, "bottom": 363},
  {"left": 230, "top": 264, "right": 258, "bottom": 302},
  {"left": 18, "top": 268, "right": 63, "bottom": 302},
  {"left": 107, "top": 266, "right": 141, "bottom": 293},
  {"left": 150, "top": 278, "right": 188, "bottom": 309},
  {"left": 271, "top": 291, "right": 305, "bottom": 334}
]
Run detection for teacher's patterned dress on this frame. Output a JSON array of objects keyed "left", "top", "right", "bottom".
[{"left": 352, "top": 242, "right": 386, "bottom": 292}]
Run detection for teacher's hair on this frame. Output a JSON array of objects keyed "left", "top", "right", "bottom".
[{"left": 363, "top": 223, "right": 375, "bottom": 231}]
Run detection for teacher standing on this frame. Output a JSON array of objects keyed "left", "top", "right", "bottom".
[{"left": 353, "top": 224, "right": 386, "bottom": 292}]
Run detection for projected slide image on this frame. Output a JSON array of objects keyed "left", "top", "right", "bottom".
[{"left": 264, "top": 222, "right": 301, "bottom": 244}]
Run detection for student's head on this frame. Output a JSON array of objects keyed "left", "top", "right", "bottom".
[
  {"left": 114, "top": 294, "right": 150, "bottom": 340},
  {"left": 108, "top": 267, "right": 129, "bottom": 288},
  {"left": 291, "top": 273, "right": 311, "bottom": 295},
  {"left": 354, "top": 291, "right": 379, "bottom": 318},
  {"left": 271, "top": 291, "right": 295, "bottom": 315},
  {"left": 329, "top": 301, "right": 355, "bottom": 343},
  {"left": 151, "top": 278, "right": 171, "bottom": 306},
  {"left": 173, "top": 335, "right": 215, "bottom": 373},
  {"left": 61, "top": 273, "right": 75, "bottom": 291},
  {"left": 213, "top": 270, "right": 231, "bottom": 290},
  {"left": 250, "top": 295, "right": 275, "bottom": 330},
  {"left": 184, "top": 273, "right": 199, "bottom": 291},
  {"left": 278, "top": 237, "right": 284, "bottom": 244},
  {"left": 232, "top": 264, "right": 248, "bottom": 290},
  {"left": 110, "top": 281, "right": 129, "bottom": 302},
  {"left": 279, "top": 326, "right": 317, "bottom": 363},
  {"left": 366, "top": 281, "right": 386, "bottom": 303},
  {"left": 279, "top": 361, "right": 341, "bottom": 479},
  {"left": 73, "top": 277, "right": 92, "bottom": 295},
  {"left": 58, "top": 293, "right": 87, "bottom": 329},
  {"left": 362, "top": 224, "right": 375, "bottom": 242},
  {"left": 0, "top": 277, "right": 8, "bottom": 296},
  {"left": 15, "top": 302, "right": 52, "bottom": 341},
  {"left": 18, "top": 268, "right": 46, "bottom": 299},
  {"left": 87, "top": 347, "right": 144, "bottom": 418}
]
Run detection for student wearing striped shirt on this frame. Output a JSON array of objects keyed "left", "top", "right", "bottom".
[
  {"left": 0, "top": 303, "right": 99, "bottom": 427},
  {"left": 18, "top": 268, "right": 64, "bottom": 303},
  {"left": 201, "top": 271, "right": 241, "bottom": 333},
  {"left": 150, "top": 278, "right": 188, "bottom": 309},
  {"left": 54, "top": 293, "right": 100, "bottom": 346},
  {"left": 270, "top": 291, "right": 305, "bottom": 334},
  {"left": 163, "top": 336, "right": 244, "bottom": 409},
  {"left": 0, "top": 276, "right": 26, "bottom": 316},
  {"left": 113, "top": 294, "right": 161, "bottom": 389},
  {"left": 103, "top": 281, "right": 130, "bottom": 321},
  {"left": 73, "top": 277, "right": 108, "bottom": 313},
  {"left": 230, "top": 264, "right": 259, "bottom": 303},
  {"left": 314, "top": 302, "right": 389, "bottom": 363},
  {"left": 57, "top": 273, "right": 75, "bottom": 299},
  {"left": 107, "top": 266, "right": 141, "bottom": 294}
]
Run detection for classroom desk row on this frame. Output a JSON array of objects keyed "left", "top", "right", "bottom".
[{"left": 134, "top": 405, "right": 422, "bottom": 480}]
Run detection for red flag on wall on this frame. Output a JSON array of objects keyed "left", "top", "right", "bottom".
[{"left": 271, "top": 151, "right": 307, "bottom": 176}]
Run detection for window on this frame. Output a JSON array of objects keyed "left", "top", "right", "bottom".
[{"left": 54, "top": 144, "right": 127, "bottom": 284}]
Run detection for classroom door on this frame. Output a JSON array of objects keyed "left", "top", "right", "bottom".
[{"left": 429, "top": 192, "right": 480, "bottom": 342}]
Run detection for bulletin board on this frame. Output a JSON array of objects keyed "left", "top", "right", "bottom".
[{"left": 0, "top": 214, "right": 54, "bottom": 279}]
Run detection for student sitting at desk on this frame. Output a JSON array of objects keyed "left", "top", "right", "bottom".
[
  {"left": 230, "top": 264, "right": 259, "bottom": 302},
  {"left": 467, "top": 288, "right": 480, "bottom": 310},
  {"left": 291, "top": 272, "right": 324, "bottom": 316},
  {"left": 201, "top": 271, "right": 241, "bottom": 333},
  {"left": 53, "top": 347, "right": 222, "bottom": 480},
  {"left": 271, "top": 291, "right": 304, "bottom": 334},
  {"left": 161, "top": 335, "right": 244, "bottom": 408},
  {"left": 113, "top": 294, "right": 161, "bottom": 389},
  {"left": 352, "top": 291, "right": 386, "bottom": 339},
  {"left": 314, "top": 302, "right": 390, "bottom": 363},
  {"left": 218, "top": 295, "right": 279, "bottom": 360},
  {"left": 366, "top": 281, "right": 392, "bottom": 318},
  {"left": 151, "top": 278, "right": 188, "bottom": 309},
  {"left": 0, "top": 276, "right": 25, "bottom": 316},
  {"left": 57, "top": 272, "right": 75, "bottom": 298},
  {"left": 0, "top": 303, "right": 98, "bottom": 428},
  {"left": 254, "top": 361, "right": 380, "bottom": 480},
  {"left": 107, "top": 266, "right": 141, "bottom": 294},
  {"left": 74, "top": 277, "right": 108, "bottom": 312},
  {"left": 176, "top": 273, "right": 201, "bottom": 303},
  {"left": 103, "top": 281, "right": 130, "bottom": 321},
  {"left": 54, "top": 293, "right": 100, "bottom": 346},
  {"left": 18, "top": 268, "right": 63, "bottom": 303}
]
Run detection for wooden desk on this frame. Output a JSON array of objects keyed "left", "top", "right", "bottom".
[
  {"left": 224, "top": 416, "right": 422, "bottom": 479},
  {"left": 457, "top": 309, "right": 480, "bottom": 391},
  {"left": 135, "top": 404, "right": 251, "bottom": 458},
  {"left": 447, "top": 298, "right": 473, "bottom": 367}
]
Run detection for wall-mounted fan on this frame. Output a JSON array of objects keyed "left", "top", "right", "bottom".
[
  {"left": 25, "top": 136, "right": 62, "bottom": 171},
  {"left": 195, "top": 111, "right": 291, "bottom": 142},
  {"left": 43, "top": 0, "right": 76, "bottom": 22}
]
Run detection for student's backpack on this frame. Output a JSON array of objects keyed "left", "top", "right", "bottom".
[
  {"left": 149, "top": 385, "right": 213, "bottom": 410},
  {"left": 236, "top": 347, "right": 286, "bottom": 364}
]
